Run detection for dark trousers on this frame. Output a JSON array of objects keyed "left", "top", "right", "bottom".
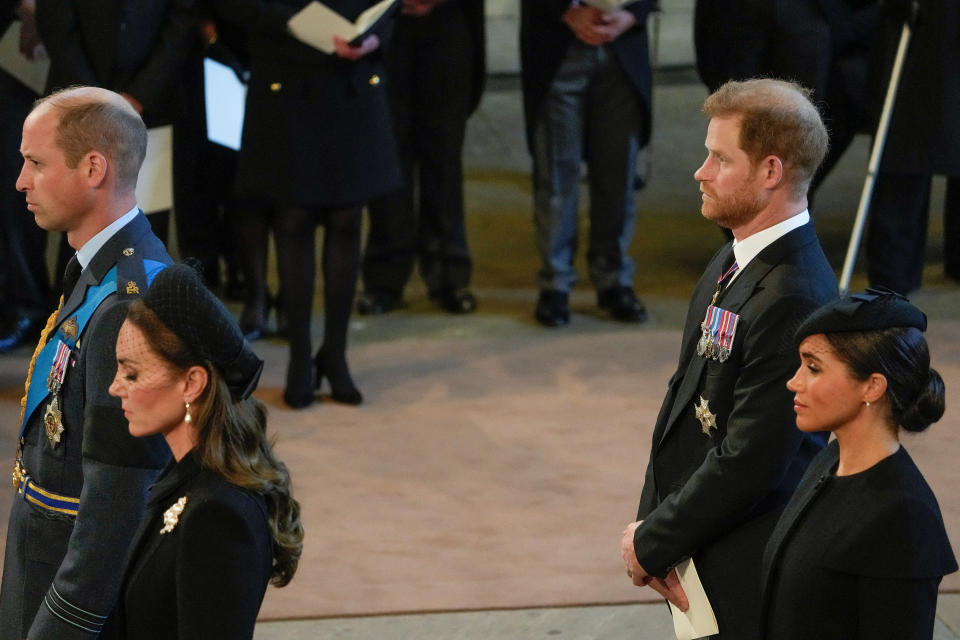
[
  {"left": 0, "top": 72, "right": 50, "bottom": 322},
  {"left": 867, "top": 173, "right": 960, "bottom": 293},
  {"left": 172, "top": 54, "right": 241, "bottom": 291},
  {"left": 362, "top": 2, "right": 474, "bottom": 297}
]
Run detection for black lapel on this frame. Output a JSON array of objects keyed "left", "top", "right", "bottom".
[{"left": 122, "top": 452, "right": 203, "bottom": 591}]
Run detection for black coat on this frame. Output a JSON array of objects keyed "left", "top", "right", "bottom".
[
  {"left": 35, "top": 0, "right": 196, "bottom": 127},
  {"left": 220, "top": 0, "right": 402, "bottom": 207},
  {"left": 873, "top": 0, "right": 960, "bottom": 176},
  {"left": 634, "top": 221, "right": 838, "bottom": 639},
  {"left": 761, "top": 440, "right": 958, "bottom": 639},
  {"left": 0, "top": 213, "right": 172, "bottom": 640},
  {"left": 116, "top": 451, "right": 274, "bottom": 639},
  {"left": 519, "top": 0, "right": 654, "bottom": 152}
]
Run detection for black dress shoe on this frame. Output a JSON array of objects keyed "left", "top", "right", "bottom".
[
  {"left": 534, "top": 290, "right": 570, "bottom": 327},
  {"left": 598, "top": 286, "right": 648, "bottom": 323},
  {"left": 356, "top": 290, "right": 403, "bottom": 316},
  {"left": 0, "top": 316, "right": 44, "bottom": 354},
  {"left": 430, "top": 288, "right": 477, "bottom": 314}
]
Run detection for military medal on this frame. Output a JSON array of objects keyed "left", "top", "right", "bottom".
[
  {"left": 44, "top": 396, "right": 64, "bottom": 447},
  {"left": 694, "top": 396, "right": 717, "bottom": 435},
  {"left": 697, "top": 324, "right": 710, "bottom": 357}
]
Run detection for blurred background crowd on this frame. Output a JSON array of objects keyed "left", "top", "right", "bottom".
[{"left": 1, "top": 0, "right": 957, "bottom": 408}]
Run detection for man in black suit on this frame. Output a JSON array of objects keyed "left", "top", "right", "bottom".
[
  {"left": 0, "top": 0, "right": 50, "bottom": 353},
  {"left": 520, "top": 0, "right": 654, "bottom": 327},
  {"left": 358, "top": 0, "right": 486, "bottom": 316},
  {"left": 0, "top": 87, "right": 172, "bottom": 640},
  {"left": 621, "top": 79, "right": 838, "bottom": 639}
]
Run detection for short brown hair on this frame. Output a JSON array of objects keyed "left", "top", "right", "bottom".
[
  {"left": 35, "top": 87, "right": 147, "bottom": 192},
  {"left": 703, "top": 79, "right": 828, "bottom": 198}
]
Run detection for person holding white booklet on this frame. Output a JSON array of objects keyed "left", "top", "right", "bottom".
[{"left": 220, "top": 0, "right": 401, "bottom": 408}]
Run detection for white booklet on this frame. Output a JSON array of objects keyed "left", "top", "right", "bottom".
[
  {"left": 667, "top": 558, "right": 719, "bottom": 640},
  {"left": 287, "top": 0, "right": 397, "bottom": 55},
  {"left": 0, "top": 21, "right": 49, "bottom": 94},
  {"left": 580, "top": 0, "right": 640, "bottom": 10},
  {"left": 136, "top": 126, "right": 173, "bottom": 215},
  {"left": 203, "top": 57, "right": 247, "bottom": 151}
]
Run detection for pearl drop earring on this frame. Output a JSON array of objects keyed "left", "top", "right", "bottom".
[{"left": 184, "top": 402, "right": 192, "bottom": 423}]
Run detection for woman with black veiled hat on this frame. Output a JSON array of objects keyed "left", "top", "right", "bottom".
[
  {"left": 107, "top": 264, "right": 303, "bottom": 638},
  {"left": 760, "top": 289, "right": 957, "bottom": 639}
]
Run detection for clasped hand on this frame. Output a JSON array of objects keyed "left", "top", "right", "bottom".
[
  {"left": 562, "top": 5, "right": 637, "bottom": 46},
  {"left": 621, "top": 521, "right": 689, "bottom": 612}
]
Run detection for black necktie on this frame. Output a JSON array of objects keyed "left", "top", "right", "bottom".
[{"left": 62, "top": 255, "right": 82, "bottom": 300}]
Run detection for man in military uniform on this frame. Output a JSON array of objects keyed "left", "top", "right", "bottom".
[
  {"left": 0, "top": 86, "right": 172, "bottom": 640},
  {"left": 620, "top": 79, "right": 838, "bottom": 639}
]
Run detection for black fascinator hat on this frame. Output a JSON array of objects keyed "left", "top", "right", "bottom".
[
  {"left": 141, "top": 264, "right": 264, "bottom": 400},
  {"left": 795, "top": 287, "right": 927, "bottom": 344}
]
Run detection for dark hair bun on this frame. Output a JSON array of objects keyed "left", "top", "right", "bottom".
[{"left": 899, "top": 368, "right": 946, "bottom": 433}]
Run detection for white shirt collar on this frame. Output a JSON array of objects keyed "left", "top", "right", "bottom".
[
  {"left": 74, "top": 206, "right": 140, "bottom": 269},
  {"left": 729, "top": 210, "right": 809, "bottom": 282}
]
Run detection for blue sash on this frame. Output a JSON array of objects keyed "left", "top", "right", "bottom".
[{"left": 19, "top": 260, "right": 165, "bottom": 436}]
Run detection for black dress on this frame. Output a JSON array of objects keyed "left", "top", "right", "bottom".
[
  {"left": 116, "top": 451, "right": 274, "bottom": 639},
  {"left": 761, "top": 440, "right": 957, "bottom": 640}
]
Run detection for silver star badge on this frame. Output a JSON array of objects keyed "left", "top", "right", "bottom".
[{"left": 694, "top": 396, "right": 717, "bottom": 435}]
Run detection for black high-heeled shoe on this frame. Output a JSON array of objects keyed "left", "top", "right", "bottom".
[{"left": 314, "top": 348, "right": 363, "bottom": 405}]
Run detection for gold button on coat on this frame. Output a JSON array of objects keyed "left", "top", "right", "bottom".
[
  {"left": 270, "top": 82, "right": 282, "bottom": 92},
  {"left": 368, "top": 75, "right": 380, "bottom": 86}
]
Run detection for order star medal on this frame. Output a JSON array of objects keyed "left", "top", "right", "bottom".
[
  {"left": 694, "top": 395, "right": 717, "bottom": 435},
  {"left": 44, "top": 396, "right": 65, "bottom": 447}
]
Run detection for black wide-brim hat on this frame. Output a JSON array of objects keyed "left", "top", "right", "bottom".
[
  {"left": 795, "top": 287, "right": 927, "bottom": 344},
  {"left": 142, "top": 263, "right": 264, "bottom": 400}
]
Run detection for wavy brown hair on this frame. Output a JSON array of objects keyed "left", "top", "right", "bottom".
[{"left": 125, "top": 300, "right": 303, "bottom": 586}]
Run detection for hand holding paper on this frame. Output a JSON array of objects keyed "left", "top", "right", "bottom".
[
  {"left": 332, "top": 34, "right": 380, "bottom": 60},
  {"left": 288, "top": 0, "right": 397, "bottom": 55},
  {"left": 621, "top": 521, "right": 689, "bottom": 612}
]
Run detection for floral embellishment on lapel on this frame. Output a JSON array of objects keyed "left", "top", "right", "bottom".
[{"left": 160, "top": 496, "right": 188, "bottom": 535}]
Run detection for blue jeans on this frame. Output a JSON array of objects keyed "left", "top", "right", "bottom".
[{"left": 531, "top": 41, "right": 643, "bottom": 293}]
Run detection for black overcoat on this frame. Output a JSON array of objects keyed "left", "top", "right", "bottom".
[
  {"left": 634, "top": 221, "right": 838, "bottom": 639},
  {"left": 220, "top": 0, "right": 402, "bottom": 207},
  {"left": 0, "top": 213, "right": 172, "bottom": 640},
  {"left": 116, "top": 451, "right": 274, "bottom": 639},
  {"left": 760, "top": 440, "right": 958, "bottom": 639},
  {"left": 873, "top": 0, "right": 960, "bottom": 176},
  {"left": 35, "top": 0, "right": 196, "bottom": 127},
  {"left": 519, "top": 0, "right": 654, "bottom": 152}
]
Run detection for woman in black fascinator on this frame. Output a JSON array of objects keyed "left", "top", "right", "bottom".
[
  {"left": 760, "top": 289, "right": 957, "bottom": 639},
  {"left": 108, "top": 264, "right": 303, "bottom": 638}
]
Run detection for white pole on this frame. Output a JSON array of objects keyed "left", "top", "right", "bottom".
[{"left": 839, "top": 17, "right": 914, "bottom": 295}]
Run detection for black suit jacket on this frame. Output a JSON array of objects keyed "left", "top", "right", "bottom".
[
  {"left": 0, "top": 212, "right": 172, "bottom": 640},
  {"left": 35, "top": 0, "right": 196, "bottom": 126},
  {"left": 116, "top": 451, "right": 273, "bottom": 639},
  {"left": 219, "top": 0, "right": 402, "bottom": 207},
  {"left": 760, "top": 440, "right": 957, "bottom": 639},
  {"left": 519, "top": 0, "right": 654, "bottom": 152},
  {"left": 634, "top": 221, "right": 838, "bottom": 639}
]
